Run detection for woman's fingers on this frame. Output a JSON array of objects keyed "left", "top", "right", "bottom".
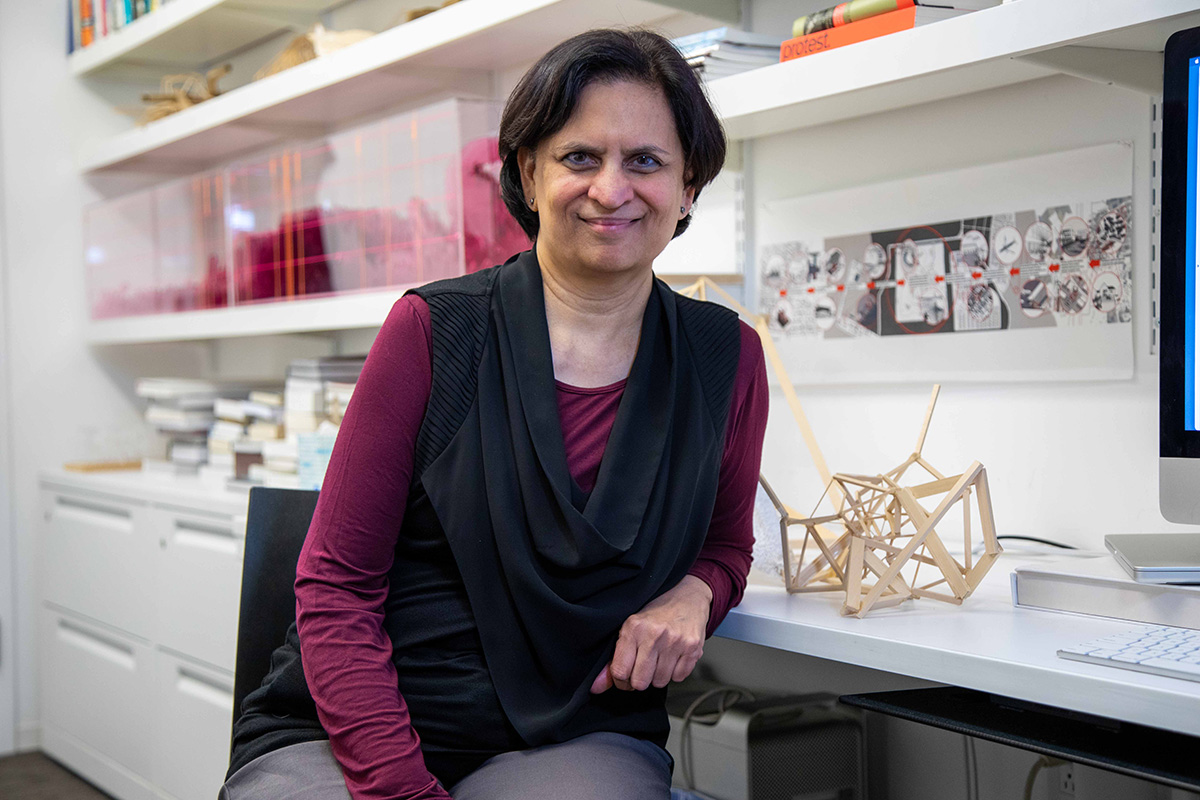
[
  {"left": 590, "top": 577, "right": 712, "bottom": 693},
  {"left": 607, "top": 631, "right": 638, "bottom": 691},
  {"left": 589, "top": 666, "right": 613, "bottom": 694}
]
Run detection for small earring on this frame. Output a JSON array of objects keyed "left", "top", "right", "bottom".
[
  {"left": 529, "top": 198, "right": 535, "bottom": 206},
  {"left": 681, "top": 206, "right": 686, "bottom": 214}
]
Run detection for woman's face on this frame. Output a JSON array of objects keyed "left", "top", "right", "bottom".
[{"left": 519, "top": 79, "right": 694, "bottom": 279}]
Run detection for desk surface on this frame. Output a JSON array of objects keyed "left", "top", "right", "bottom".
[{"left": 717, "top": 555, "right": 1200, "bottom": 738}]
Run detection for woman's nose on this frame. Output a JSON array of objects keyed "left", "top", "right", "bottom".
[{"left": 587, "top": 163, "right": 634, "bottom": 209}]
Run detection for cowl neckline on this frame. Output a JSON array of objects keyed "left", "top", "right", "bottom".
[{"left": 495, "top": 254, "right": 674, "bottom": 563}]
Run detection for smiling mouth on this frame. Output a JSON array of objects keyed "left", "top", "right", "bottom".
[{"left": 581, "top": 217, "right": 640, "bottom": 232}]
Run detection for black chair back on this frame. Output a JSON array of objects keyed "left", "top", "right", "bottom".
[{"left": 231, "top": 487, "right": 320, "bottom": 735}]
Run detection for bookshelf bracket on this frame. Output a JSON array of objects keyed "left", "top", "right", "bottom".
[{"left": 1013, "top": 46, "right": 1162, "bottom": 96}]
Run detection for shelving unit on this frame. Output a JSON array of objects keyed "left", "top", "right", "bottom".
[
  {"left": 87, "top": 288, "right": 405, "bottom": 344},
  {"left": 77, "top": 0, "right": 735, "bottom": 173},
  {"left": 69, "top": 0, "right": 348, "bottom": 80},
  {"left": 78, "top": 0, "right": 1192, "bottom": 346},
  {"left": 710, "top": 0, "right": 1186, "bottom": 140}
]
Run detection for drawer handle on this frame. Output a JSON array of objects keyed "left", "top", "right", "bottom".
[
  {"left": 53, "top": 496, "right": 133, "bottom": 532},
  {"left": 56, "top": 619, "right": 136, "bottom": 671},
  {"left": 173, "top": 520, "right": 239, "bottom": 555},
  {"left": 176, "top": 667, "right": 234, "bottom": 710}
]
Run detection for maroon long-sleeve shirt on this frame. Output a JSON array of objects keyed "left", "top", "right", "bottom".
[{"left": 294, "top": 293, "right": 768, "bottom": 798}]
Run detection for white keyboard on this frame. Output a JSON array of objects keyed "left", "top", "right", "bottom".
[{"left": 1057, "top": 624, "right": 1200, "bottom": 682}]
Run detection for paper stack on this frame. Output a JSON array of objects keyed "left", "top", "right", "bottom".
[
  {"left": 137, "top": 378, "right": 223, "bottom": 475},
  {"left": 673, "top": 27, "right": 784, "bottom": 80}
]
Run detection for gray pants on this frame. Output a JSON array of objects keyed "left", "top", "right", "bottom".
[{"left": 220, "top": 732, "right": 672, "bottom": 799}]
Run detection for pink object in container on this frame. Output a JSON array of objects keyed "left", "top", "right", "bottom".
[{"left": 84, "top": 99, "right": 529, "bottom": 322}]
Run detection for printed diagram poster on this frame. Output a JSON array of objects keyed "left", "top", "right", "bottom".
[
  {"left": 758, "top": 143, "right": 1135, "bottom": 383},
  {"left": 761, "top": 199, "right": 1132, "bottom": 337}
]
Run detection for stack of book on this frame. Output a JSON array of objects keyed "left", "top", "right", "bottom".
[
  {"left": 201, "top": 391, "right": 285, "bottom": 487},
  {"left": 260, "top": 437, "right": 302, "bottom": 489},
  {"left": 780, "top": 0, "right": 1000, "bottom": 63},
  {"left": 284, "top": 356, "right": 366, "bottom": 438},
  {"left": 69, "top": 0, "right": 165, "bottom": 53},
  {"left": 673, "top": 27, "right": 785, "bottom": 80},
  {"left": 136, "top": 378, "right": 223, "bottom": 475}
]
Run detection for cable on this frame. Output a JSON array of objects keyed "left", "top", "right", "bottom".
[
  {"left": 678, "top": 686, "right": 756, "bottom": 790},
  {"left": 1023, "top": 755, "right": 1066, "bottom": 800},
  {"left": 997, "top": 535, "right": 1078, "bottom": 550},
  {"left": 962, "top": 735, "right": 979, "bottom": 800}
]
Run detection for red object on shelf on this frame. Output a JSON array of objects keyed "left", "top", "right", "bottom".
[{"left": 781, "top": 7, "right": 921, "bottom": 62}]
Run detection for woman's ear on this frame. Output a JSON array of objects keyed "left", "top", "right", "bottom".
[
  {"left": 517, "top": 146, "right": 537, "bottom": 211},
  {"left": 682, "top": 183, "right": 696, "bottom": 217}
]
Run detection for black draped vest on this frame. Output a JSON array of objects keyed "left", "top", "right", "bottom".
[{"left": 228, "top": 250, "right": 741, "bottom": 787}]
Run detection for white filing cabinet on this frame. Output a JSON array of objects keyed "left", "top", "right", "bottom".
[{"left": 39, "top": 471, "right": 249, "bottom": 800}]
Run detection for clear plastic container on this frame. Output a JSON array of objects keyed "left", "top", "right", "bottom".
[
  {"left": 84, "top": 172, "right": 227, "bottom": 319},
  {"left": 85, "top": 98, "right": 530, "bottom": 321},
  {"left": 155, "top": 173, "right": 227, "bottom": 313},
  {"left": 226, "top": 97, "right": 529, "bottom": 306}
]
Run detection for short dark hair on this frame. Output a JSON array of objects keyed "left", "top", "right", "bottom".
[{"left": 498, "top": 28, "right": 727, "bottom": 240}]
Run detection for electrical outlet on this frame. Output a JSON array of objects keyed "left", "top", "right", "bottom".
[{"left": 1059, "top": 763, "right": 1076, "bottom": 796}]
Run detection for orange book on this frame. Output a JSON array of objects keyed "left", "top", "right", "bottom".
[
  {"left": 80, "top": 0, "right": 95, "bottom": 47},
  {"left": 780, "top": 6, "right": 919, "bottom": 62}
]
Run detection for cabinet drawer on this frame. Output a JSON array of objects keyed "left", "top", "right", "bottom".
[
  {"left": 153, "top": 650, "right": 235, "bottom": 800},
  {"left": 42, "top": 490, "right": 154, "bottom": 638},
  {"left": 155, "top": 508, "right": 244, "bottom": 671},
  {"left": 41, "top": 608, "right": 155, "bottom": 778}
]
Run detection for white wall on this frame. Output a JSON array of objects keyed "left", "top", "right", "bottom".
[
  {"left": 747, "top": 73, "right": 1194, "bottom": 549},
  {"left": 0, "top": 1, "right": 220, "bottom": 751},
  {"left": 0, "top": 36, "right": 16, "bottom": 755}
]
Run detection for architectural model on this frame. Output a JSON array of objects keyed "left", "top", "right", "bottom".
[{"left": 678, "top": 279, "right": 1001, "bottom": 617}]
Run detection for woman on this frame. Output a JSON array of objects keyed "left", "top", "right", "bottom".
[{"left": 223, "top": 28, "right": 768, "bottom": 800}]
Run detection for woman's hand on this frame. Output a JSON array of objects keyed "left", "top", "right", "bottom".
[{"left": 590, "top": 575, "right": 713, "bottom": 693}]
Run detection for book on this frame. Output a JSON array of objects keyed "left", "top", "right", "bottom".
[
  {"left": 793, "top": 0, "right": 998, "bottom": 37},
  {"left": 136, "top": 377, "right": 225, "bottom": 400},
  {"left": 1011, "top": 556, "right": 1200, "bottom": 631},
  {"left": 674, "top": 27, "right": 783, "bottom": 80},
  {"left": 247, "top": 421, "right": 284, "bottom": 441},
  {"left": 80, "top": 0, "right": 95, "bottom": 47},
  {"left": 70, "top": 0, "right": 80, "bottom": 53},
  {"left": 144, "top": 405, "right": 214, "bottom": 431},
  {"left": 214, "top": 398, "right": 251, "bottom": 423},
  {"left": 284, "top": 378, "right": 326, "bottom": 414},
  {"left": 672, "top": 26, "right": 786, "bottom": 52},
  {"left": 287, "top": 355, "right": 367, "bottom": 382},
  {"left": 780, "top": 6, "right": 969, "bottom": 63},
  {"left": 209, "top": 419, "right": 246, "bottom": 441},
  {"left": 249, "top": 390, "right": 284, "bottom": 407},
  {"left": 169, "top": 439, "right": 209, "bottom": 466}
]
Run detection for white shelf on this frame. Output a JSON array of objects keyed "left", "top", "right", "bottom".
[
  {"left": 78, "top": 0, "right": 733, "bottom": 173},
  {"left": 709, "top": 0, "right": 1191, "bottom": 140},
  {"left": 69, "top": 0, "right": 346, "bottom": 80},
  {"left": 78, "top": 0, "right": 1200, "bottom": 345},
  {"left": 86, "top": 289, "right": 406, "bottom": 344},
  {"left": 721, "top": 561, "right": 1200, "bottom": 738}
]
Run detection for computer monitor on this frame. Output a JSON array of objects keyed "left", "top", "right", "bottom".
[{"left": 1160, "top": 26, "right": 1200, "bottom": 523}]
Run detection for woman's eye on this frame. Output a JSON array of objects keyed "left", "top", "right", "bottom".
[
  {"left": 564, "top": 152, "right": 594, "bottom": 167},
  {"left": 632, "top": 154, "right": 661, "bottom": 169}
]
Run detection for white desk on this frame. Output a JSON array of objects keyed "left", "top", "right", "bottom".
[{"left": 716, "top": 555, "right": 1200, "bottom": 738}]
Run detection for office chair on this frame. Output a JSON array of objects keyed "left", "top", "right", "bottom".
[{"left": 230, "top": 487, "right": 320, "bottom": 741}]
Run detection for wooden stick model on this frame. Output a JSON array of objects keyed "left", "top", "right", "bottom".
[{"left": 678, "top": 277, "right": 1001, "bottom": 617}]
